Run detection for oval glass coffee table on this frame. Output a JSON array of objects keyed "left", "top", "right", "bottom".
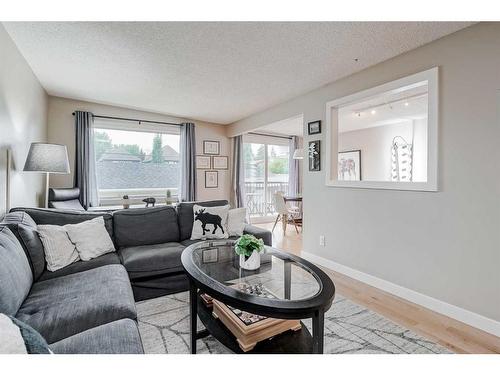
[{"left": 181, "top": 240, "right": 335, "bottom": 354}]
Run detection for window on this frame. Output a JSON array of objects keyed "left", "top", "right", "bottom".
[
  {"left": 93, "top": 121, "right": 180, "bottom": 206},
  {"left": 243, "top": 135, "right": 290, "bottom": 220}
]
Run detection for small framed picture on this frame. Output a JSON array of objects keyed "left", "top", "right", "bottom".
[
  {"left": 203, "top": 140, "right": 220, "bottom": 155},
  {"left": 212, "top": 156, "right": 228, "bottom": 170},
  {"left": 308, "top": 140, "right": 321, "bottom": 171},
  {"left": 205, "top": 171, "right": 218, "bottom": 188},
  {"left": 196, "top": 155, "right": 211, "bottom": 169},
  {"left": 308, "top": 120, "right": 321, "bottom": 135}
]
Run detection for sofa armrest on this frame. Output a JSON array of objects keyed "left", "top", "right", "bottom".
[{"left": 243, "top": 224, "right": 272, "bottom": 246}]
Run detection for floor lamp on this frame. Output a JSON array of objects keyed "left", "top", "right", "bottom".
[{"left": 23, "top": 143, "right": 70, "bottom": 208}]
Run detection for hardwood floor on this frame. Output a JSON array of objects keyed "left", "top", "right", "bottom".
[{"left": 257, "top": 222, "right": 500, "bottom": 354}]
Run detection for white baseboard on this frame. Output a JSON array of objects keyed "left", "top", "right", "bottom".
[{"left": 302, "top": 251, "right": 500, "bottom": 338}]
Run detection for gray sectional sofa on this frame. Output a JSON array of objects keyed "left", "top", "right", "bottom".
[{"left": 0, "top": 200, "right": 271, "bottom": 354}]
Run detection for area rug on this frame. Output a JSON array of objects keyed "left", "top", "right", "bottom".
[{"left": 136, "top": 292, "right": 451, "bottom": 354}]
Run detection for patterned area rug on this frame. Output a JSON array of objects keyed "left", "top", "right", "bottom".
[{"left": 136, "top": 292, "right": 451, "bottom": 354}]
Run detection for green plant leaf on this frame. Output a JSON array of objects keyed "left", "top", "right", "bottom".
[{"left": 234, "top": 234, "right": 264, "bottom": 257}]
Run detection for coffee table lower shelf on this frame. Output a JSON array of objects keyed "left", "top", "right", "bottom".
[{"left": 196, "top": 297, "right": 313, "bottom": 354}]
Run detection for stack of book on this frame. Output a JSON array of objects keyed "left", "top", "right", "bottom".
[{"left": 203, "top": 283, "right": 301, "bottom": 352}]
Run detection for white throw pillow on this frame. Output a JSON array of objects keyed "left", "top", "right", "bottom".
[
  {"left": 191, "top": 204, "right": 230, "bottom": 240},
  {"left": 65, "top": 216, "right": 115, "bottom": 261},
  {"left": 37, "top": 225, "right": 80, "bottom": 272},
  {"left": 0, "top": 314, "right": 27, "bottom": 354},
  {"left": 227, "top": 207, "right": 247, "bottom": 237}
]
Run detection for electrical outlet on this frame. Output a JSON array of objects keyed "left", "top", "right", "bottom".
[{"left": 319, "top": 235, "right": 325, "bottom": 246}]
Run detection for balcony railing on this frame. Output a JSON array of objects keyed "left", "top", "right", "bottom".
[{"left": 244, "top": 181, "right": 289, "bottom": 217}]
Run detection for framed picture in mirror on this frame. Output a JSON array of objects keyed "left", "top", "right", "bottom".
[{"left": 338, "top": 150, "right": 361, "bottom": 181}]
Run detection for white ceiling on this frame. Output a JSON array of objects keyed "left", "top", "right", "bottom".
[{"left": 3, "top": 22, "right": 473, "bottom": 124}]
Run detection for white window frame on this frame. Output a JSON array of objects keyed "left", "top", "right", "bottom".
[{"left": 325, "top": 67, "right": 439, "bottom": 192}]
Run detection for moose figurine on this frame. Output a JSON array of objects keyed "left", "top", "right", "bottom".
[
  {"left": 142, "top": 197, "right": 156, "bottom": 208},
  {"left": 194, "top": 208, "right": 225, "bottom": 235}
]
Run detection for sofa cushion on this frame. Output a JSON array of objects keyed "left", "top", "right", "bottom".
[
  {"left": 38, "top": 253, "right": 121, "bottom": 282},
  {"left": 113, "top": 206, "right": 180, "bottom": 248},
  {"left": 118, "top": 242, "right": 185, "bottom": 279},
  {"left": 10, "top": 208, "right": 113, "bottom": 239},
  {"left": 0, "top": 226, "right": 33, "bottom": 316},
  {"left": 1, "top": 212, "right": 46, "bottom": 280},
  {"left": 177, "top": 200, "right": 228, "bottom": 241},
  {"left": 50, "top": 319, "right": 144, "bottom": 354},
  {"left": 16, "top": 264, "right": 136, "bottom": 344}
]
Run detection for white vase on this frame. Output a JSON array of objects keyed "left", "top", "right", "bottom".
[{"left": 239, "top": 251, "right": 261, "bottom": 270}]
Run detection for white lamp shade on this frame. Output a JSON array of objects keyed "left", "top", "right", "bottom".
[
  {"left": 293, "top": 148, "right": 304, "bottom": 160},
  {"left": 23, "top": 143, "right": 70, "bottom": 174}
]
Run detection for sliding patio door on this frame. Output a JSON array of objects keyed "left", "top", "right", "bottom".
[{"left": 243, "top": 135, "right": 290, "bottom": 222}]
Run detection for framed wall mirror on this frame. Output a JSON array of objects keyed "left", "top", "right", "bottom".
[{"left": 325, "top": 67, "right": 438, "bottom": 191}]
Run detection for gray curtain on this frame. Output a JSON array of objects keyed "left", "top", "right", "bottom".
[
  {"left": 231, "top": 135, "right": 246, "bottom": 208},
  {"left": 180, "top": 122, "right": 197, "bottom": 201},
  {"left": 74, "top": 111, "right": 98, "bottom": 209},
  {"left": 288, "top": 136, "right": 301, "bottom": 196}
]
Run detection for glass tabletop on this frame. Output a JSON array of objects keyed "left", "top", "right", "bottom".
[{"left": 189, "top": 240, "right": 321, "bottom": 302}]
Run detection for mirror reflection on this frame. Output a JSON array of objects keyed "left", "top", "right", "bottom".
[{"left": 337, "top": 81, "right": 428, "bottom": 182}]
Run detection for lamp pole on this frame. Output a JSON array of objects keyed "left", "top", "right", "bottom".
[{"left": 45, "top": 172, "right": 50, "bottom": 208}]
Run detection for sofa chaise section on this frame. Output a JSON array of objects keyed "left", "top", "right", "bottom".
[
  {"left": 50, "top": 318, "right": 143, "bottom": 354},
  {"left": 0, "top": 220, "right": 142, "bottom": 354},
  {"left": 16, "top": 264, "right": 137, "bottom": 344}
]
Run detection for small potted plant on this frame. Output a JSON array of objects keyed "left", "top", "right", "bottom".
[
  {"left": 166, "top": 189, "right": 173, "bottom": 206},
  {"left": 234, "top": 234, "right": 265, "bottom": 270}
]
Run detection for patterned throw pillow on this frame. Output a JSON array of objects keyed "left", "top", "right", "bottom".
[
  {"left": 37, "top": 225, "right": 80, "bottom": 272},
  {"left": 190, "top": 205, "right": 230, "bottom": 240},
  {"left": 0, "top": 313, "right": 51, "bottom": 354}
]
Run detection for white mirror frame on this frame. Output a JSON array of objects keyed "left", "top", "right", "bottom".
[{"left": 325, "top": 67, "right": 438, "bottom": 191}]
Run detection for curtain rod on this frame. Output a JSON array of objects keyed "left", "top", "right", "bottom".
[
  {"left": 72, "top": 112, "right": 182, "bottom": 126},
  {"left": 247, "top": 132, "right": 293, "bottom": 140}
]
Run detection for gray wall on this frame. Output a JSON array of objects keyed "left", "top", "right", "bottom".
[
  {"left": 0, "top": 25, "right": 48, "bottom": 216},
  {"left": 228, "top": 23, "right": 500, "bottom": 322}
]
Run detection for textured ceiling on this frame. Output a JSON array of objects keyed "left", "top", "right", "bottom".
[{"left": 3, "top": 22, "right": 473, "bottom": 124}]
